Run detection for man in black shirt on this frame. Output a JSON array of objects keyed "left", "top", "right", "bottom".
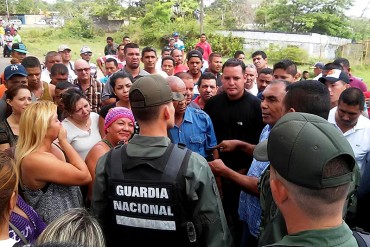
[{"left": 204, "top": 58, "right": 264, "bottom": 246}]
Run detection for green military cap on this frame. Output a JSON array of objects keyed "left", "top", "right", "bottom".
[
  {"left": 254, "top": 112, "right": 356, "bottom": 189},
  {"left": 129, "top": 75, "right": 184, "bottom": 108}
]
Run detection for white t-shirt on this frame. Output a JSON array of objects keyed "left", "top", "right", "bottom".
[
  {"left": 62, "top": 112, "right": 101, "bottom": 160},
  {"left": 40, "top": 69, "right": 51, "bottom": 83},
  {"left": 0, "top": 238, "right": 17, "bottom": 247},
  {"left": 328, "top": 107, "right": 370, "bottom": 174},
  {"left": 246, "top": 81, "right": 258, "bottom": 96}
]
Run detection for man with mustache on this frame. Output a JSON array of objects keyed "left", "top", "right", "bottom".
[
  {"left": 192, "top": 72, "right": 218, "bottom": 110},
  {"left": 167, "top": 76, "right": 218, "bottom": 161},
  {"left": 251, "top": 50, "right": 268, "bottom": 74}
]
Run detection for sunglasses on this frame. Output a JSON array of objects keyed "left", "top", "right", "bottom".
[{"left": 76, "top": 68, "right": 91, "bottom": 73}]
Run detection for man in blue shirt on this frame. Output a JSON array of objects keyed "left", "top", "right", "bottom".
[
  {"left": 239, "top": 80, "right": 288, "bottom": 246},
  {"left": 167, "top": 76, "right": 218, "bottom": 160}
]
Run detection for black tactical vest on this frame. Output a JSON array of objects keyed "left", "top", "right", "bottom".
[{"left": 105, "top": 143, "right": 199, "bottom": 247}]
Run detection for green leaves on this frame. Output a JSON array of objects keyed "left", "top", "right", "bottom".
[{"left": 254, "top": 0, "right": 353, "bottom": 38}]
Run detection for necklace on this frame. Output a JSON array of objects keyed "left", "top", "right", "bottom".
[{"left": 69, "top": 117, "right": 91, "bottom": 134}]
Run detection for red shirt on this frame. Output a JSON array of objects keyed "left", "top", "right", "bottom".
[
  {"left": 195, "top": 41, "right": 212, "bottom": 61},
  {"left": 174, "top": 64, "right": 188, "bottom": 74}
]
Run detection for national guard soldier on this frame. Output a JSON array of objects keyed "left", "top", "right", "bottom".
[{"left": 91, "top": 74, "right": 233, "bottom": 247}]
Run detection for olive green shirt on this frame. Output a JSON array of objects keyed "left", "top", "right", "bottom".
[
  {"left": 91, "top": 134, "right": 233, "bottom": 247},
  {"left": 264, "top": 223, "right": 357, "bottom": 247}
]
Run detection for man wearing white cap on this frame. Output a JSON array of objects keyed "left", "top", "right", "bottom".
[
  {"left": 58, "top": 44, "right": 76, "bottom": 82},
  {"left": 80, "top": 46, "right": 97, "bottom": 79}
]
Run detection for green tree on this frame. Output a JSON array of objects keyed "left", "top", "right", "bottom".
[
  {"left": 255, "top": 0, "right": 353, "bottom": 37},
  {"left": 349, "top": 18, "right": 370, "bottom": 42},
  {"left": 141, "top": 1, "right": 173, "bottom": 27},
  {"left": 2, "top": 0, "right": 48, "bottom": 14},
  {"left": 205, "top": 0, "right": 235, "bottom": 29}
]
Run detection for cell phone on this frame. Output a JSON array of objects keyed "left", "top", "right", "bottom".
[{"left": 205, "top": 155, "right": 214, "bottom": 162}]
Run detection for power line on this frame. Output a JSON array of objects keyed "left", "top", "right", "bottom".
[{"left": 360, "top": 0, "right": 370, "bottom": 18}]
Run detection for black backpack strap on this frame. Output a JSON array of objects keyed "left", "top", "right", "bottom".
[
  {"left": 352, "top": 227, "right": 370, "bottom": 247},
  {"left": 161, "top": 143, "right": 191, "bottom": 182},
  {"left": 109, "top": 144, "right": 127, "bottom": 180}
]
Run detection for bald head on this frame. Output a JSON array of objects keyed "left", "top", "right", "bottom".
[
  {"left": 166, "top": 76, "right": 186, "bottom": 93},
  {"left": 74, "top": 59, "right": 89, "bottom": 69},
  {"left": 166, "top": 76, "right": 187, "bottom": 115},
  {"left": 74, "top": 59, "right": 91, "bottom": 82}
]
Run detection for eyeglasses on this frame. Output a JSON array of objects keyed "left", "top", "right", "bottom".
[
  {"left": 76, "top": 68, "right": 91, "bottom": 73},
  {"left": 82, "top": 53, "right": 92, "bottom": 56}
]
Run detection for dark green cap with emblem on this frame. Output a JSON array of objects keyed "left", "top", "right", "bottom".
[
  {"left": 129, "top": 74, "right": 184, "bottom": 108},
  {"left": 253, "top": 112, "right": 355, "bottom": 189}
]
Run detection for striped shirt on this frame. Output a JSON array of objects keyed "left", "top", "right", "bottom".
[{"left": 73, "top": 77, "right": 103, "bottom": 113}]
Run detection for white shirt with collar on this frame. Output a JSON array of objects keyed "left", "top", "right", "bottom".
[
  {"left": 328, "top": 106, "right": 370, "bottom": 174},
  {"left": 313, "top": 73, "right": 322, "bottom": 81}
]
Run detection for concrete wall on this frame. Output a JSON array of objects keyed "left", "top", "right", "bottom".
[
  {"left": 24, "top": 15, "right": 44, "bottom": 25},
  {"left": 92, "top": 16, "right": 128, "bottom": 32},
  {"left": 217, "top": 30, "right": 352, "bottom": 60}
]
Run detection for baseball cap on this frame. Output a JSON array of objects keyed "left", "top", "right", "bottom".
[
  {"left": 4, "top": 64, "right": 28, "bottom": 80},
  {"left": 310, "top": 62, "right": 324, "bottom": 69},
  {"left": 129, "top": 75, "right": 184, "bottom": 108},
  {"left": 186, "top": 50, "right": 203, "bottom": 61},
  {"left": 80, "top": 46, "right": 92, "bottom": 54},
  {"left": 318, "top": 69, "right": 349, "bottom": 84},
  {"left": 58, "top": 44, "right": 71, "bottom": 52},
  {"left": 253, "top": 112, "right": 355, "bottom": 189},
  {"left": 12, "top": 43, "right": 28, "bottom": 54},
  {"left": 173, "top": 32, "right": 179, "bottom": 37}
]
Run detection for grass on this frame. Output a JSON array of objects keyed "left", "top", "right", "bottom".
[
  {"left": 20, "top": 27, "right": 370, "bottom": 88},
  {"left": 20, "top": 26, "right": 106, "bottom": 64}
]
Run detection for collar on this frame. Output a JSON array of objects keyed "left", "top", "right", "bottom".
[
  {"left": 275, "top": 223, "right": 354, "bottom": 247},
  {"left": 183, "top": 107, "right": 194, "bottom": 124},
  {"left": 127, "top": 134, "right": 170, "bottom": 157},
  {"left": 75, "top": 77, "right": 94, "bottom": 88}
]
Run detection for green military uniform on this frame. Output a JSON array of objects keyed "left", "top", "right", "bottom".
[
  {"left": 257, "top": 165, "right": 361, "bottom": 246},
  {"left": 91, "top": 134, "right": 233, "bottom": 247},
  {"left": 252, "top": 113, "right": 359, "bottom": 247},
  {"left": 263, "top": 223, "right": 357, "bottom": 247}
]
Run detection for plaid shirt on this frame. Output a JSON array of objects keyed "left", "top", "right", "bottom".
[
  {"left": 238, "top": 124, "right": 271, "bottom": 237},
  {"left": 73, "top": 77, "right": 103, "bottom": 113}
]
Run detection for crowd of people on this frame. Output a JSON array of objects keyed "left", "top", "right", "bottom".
[{"left": 0, "top": 31, "right": 369, "bottom": 247}]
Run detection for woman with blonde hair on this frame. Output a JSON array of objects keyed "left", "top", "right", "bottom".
[
  {"left": 0, "top": 151, "right": 18, "bottom": 246},
  {"left": 36, "top": 208, "right": 105, "bottom": 247},
  {"left": 15, "top": 101, "right": 91, "bottom": 224}
]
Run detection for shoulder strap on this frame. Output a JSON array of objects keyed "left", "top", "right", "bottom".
[
  {"left": 353, "top": 227, "right": 370, "bottom": 247},
  {"left": 108, "top": 143, "right": 191, "bottom": 182},
  {"left": 9, "top": 222, "right": 29, "bottom": 245},
  {"left": 161, "top": 143, "right": 191, "bottom": 182},
  {"left": 109, "top": 144, "right": 127, "bottom": 180}
]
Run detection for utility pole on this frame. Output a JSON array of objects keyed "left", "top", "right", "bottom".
[
  {"left": 5, "top": 0, "right": 10, "bottom": 22},
  {"left": 200, "top": 0, "right": 204, "bottom": 34}
]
